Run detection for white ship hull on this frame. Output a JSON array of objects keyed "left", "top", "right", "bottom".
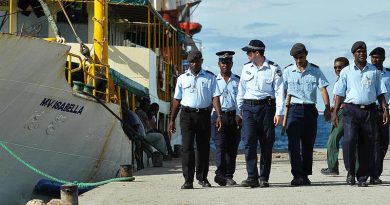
[{"left": 0, "top": 33, "right": 132, "bottom": 205}]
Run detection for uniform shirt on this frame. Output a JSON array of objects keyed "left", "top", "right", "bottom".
[
  {"left": 332, "top": 78, "right": 345, "bottom": 109},
  {"left": 334, "top": 62, "right": 385, "bottom": 105},
  {"left": 236, "top": 58, "right": 284, "bottom": 115},
  {"left": 213, "top": 73, "right": 240, "bottom": 113},
  {"left": 173, "top": 69, "right": 221, "bottom": 108},
  {"left": 283, "top": 62, "right": 329, "bottom": 104},
  {"left": 382, "top": 68, "right": 390, "bottom": 105}
]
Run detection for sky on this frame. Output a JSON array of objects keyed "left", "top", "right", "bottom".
[{"left": 191, "top": 0, "right": 390, "bottom": 109}]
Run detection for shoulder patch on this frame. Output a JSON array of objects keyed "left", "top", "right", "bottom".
[
  {"left": 268, "top": 60, "right": 278, "bottom": 66},
  {"left": 284, "top": 63, "right": 293, "bottom": 69},
  {"left": 205, "top": 70, "right": 215, "bottom": 76},
  {"left": 234, "top": 74, "right": 240, "bottom": 79},
  {"left": 309, "top": 63, "right": 319, "bottom": 68},
  {"left": 275, "top": 69, "right": 282, "bottom": 77}
]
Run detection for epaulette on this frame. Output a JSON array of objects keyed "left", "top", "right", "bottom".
[
  {"left": 385, "top": 67, "right": 390, "bottom": 72},
  {"left": 244, "top": 61, "right": 251, "bottom": 65},
  {"left": 310, "top": 63, "right": 319, "bottom": 68},
  {"left": 205, "top": 70, "right": 215, "bottom": 76},
  {"left": 234, "top": 74, "right": 240, "bottom": 79},
  {"left": 284, "top": 63, "right": 293, "bottom": 69},
  {"left": 268, "top": 60, "right": 278, "bottom": 66}
]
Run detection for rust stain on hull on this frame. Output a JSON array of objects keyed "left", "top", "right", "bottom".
[{"left": 87, "top": 117, "right": 118, "bottom": 181}]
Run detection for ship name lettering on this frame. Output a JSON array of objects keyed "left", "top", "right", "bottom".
[{"left": 39, "top": 98, "right": 84, "bottom": 115}]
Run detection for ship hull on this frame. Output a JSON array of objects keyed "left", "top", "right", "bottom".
[{"left": 0, "top": 33, "right": 132, "bottom": 204}]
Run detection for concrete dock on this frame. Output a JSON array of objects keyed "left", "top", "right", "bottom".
[{"left": 79, "top": 149, "right": 390, "bottom": 205}]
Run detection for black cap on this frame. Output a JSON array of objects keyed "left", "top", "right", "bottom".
[
  {"left": 369, "top": 47, "right": 385, "bottom": 56},
  {"left": 290, "top": 43, "right": 308, "bottom": 56},
  {"left": 216, "top": 51, "right": 235, "bottom": 60},
  {"left": 351, "top": 41, "right": 366, "bottom": 53},
  {"left": 187, "top": 50, "right": 202, "bottom": 62},
  {"left": 242, "top": 40, "right": 265, "bottom": 52}
]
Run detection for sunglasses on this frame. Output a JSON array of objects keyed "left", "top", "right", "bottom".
[{"left": 334, "top": 66, "right": 343, "bottom": 69}]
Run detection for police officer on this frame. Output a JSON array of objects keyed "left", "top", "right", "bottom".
[
  {"left": 321, "top": 57, "right": 349, "bottom": 175},
  {"left": 237, "top": 40, "right": 284, "bottom": 188},
  {"left": 333, "top": 41, "right": 388, "bottom": 187},
  {"left": 212, "top": 51, "right": 241, "bottom": 186},
  {"left": 284, "top": 43, "right": 331, "bottom": 186},
  {"left": 169, "top": 50, "right": 223, "bottom": 189},
  {"left": 369, "top": 47, "right": 390, "bottom": 184}
]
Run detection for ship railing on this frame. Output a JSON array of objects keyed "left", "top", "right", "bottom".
[
  {"left": 66, "top": 53, "right": 84, "bottom": 85},
  {"left": 65, "top": 53, "right": 111, "bottom": 102},
  {"left": 84, "top": 63, "right": 110, "bottom": 102}
]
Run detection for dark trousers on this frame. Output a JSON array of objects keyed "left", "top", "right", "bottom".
[
  {"left": 180, "top": 109, "right": 211, "bottom": 183},
  {"left": 326, "top": 109, "right": 344, "bottom": 171},
  {"left": 373, "top": 110, "right": 389, "bottom": 178},
  {"left": 211, "top": 111, "right": 240, "bottom": 179},
  {"left": 343, "top": 104, "right": 376, "bottom": 182},
  {"left": 241, "top": 103, "right": 275, "bottom": 181},
  {"left": 286, "top": 105, "right": 318, "bottom": 177}
]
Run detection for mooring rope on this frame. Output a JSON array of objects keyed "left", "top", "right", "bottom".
[{"left": 0, "top": 140, "right": 134, "bottom": 188}]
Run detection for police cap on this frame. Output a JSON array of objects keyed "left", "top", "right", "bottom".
[
  {"left": 369, "top": 47, "right": 385, "bottom": 56},
  {"left": 242, "top": 40, "right": 265, "bottom": 52},
  {"left": 351, "top": 41, "right": 366, "bottom": 53},
  {"left": 187, "top": 50, "right": 202, "bottom": 62},
  {"left": 290, "top": 43, "right": 308, "bottom": 56},
  {"left": 216, "top": 51, "right": 235, "bottom": 61}
]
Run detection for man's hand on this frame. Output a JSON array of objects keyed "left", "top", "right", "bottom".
[
  {"left": 216, "top": 116, "right": 223, "bottom": 131},
  {"left": 274, "top": 115, "right": 282, "bottom": 126},
  {"left": 235, "top": 115, "right": 242, "bottom": 126},
  {"left": 383, "top": 109, "right": 389, "bottom": 125},
  {"left": 169, "top": 121, "right": 176, "bottom": 134},
  {"left": 331, "top": 110, "right": 338, "bottom": 127},
  {"left": 324, "top": 106, "right": 331, "bottom": 122}
]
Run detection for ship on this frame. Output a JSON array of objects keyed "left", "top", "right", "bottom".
[{"left": 0, "top": 0, "right": 202, "bottom": 204}]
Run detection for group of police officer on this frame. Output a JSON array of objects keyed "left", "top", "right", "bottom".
[{"left": 169, "top": 39, "right": 390, "bottom": 189}]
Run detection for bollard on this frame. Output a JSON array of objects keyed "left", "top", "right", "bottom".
[
  {"left": 152, "top": 151, "right": 163, "bottom": 167},
  {"left": 119, "top": 164, "right": 133, "bottom": 178},
  {"left": 173, "top": 144, "right": 182, "bottom": 157},
  {"left": 60, "top": 184, "right": 78, "bottom": 205}
]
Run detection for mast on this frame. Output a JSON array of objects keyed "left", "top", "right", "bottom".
[{"left": 93, "top": 0, "right": 108, "bottom": 64}]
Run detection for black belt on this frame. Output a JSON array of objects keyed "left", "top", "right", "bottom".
[
  {"left": 221, "top": 110, "right": 236, "bottom": 116},
  {"left": 182, "top": 106, "right": 210, "bottom": 112},
  {"left": 290, "top": 103, "right": 315, "bottom": 108},
  {"left": 346, "top": 103, "right": 376, "bottom": 110},
  {"left": 244, "top": 98, "right": 275, "bottom": 106}
]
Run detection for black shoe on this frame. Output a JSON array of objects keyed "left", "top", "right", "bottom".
[
  {"left": 302, "top": 176, "right": 311, "bottom": 185},
  {"left": 181, "top": 182, "right": 193, "bottom": 189},
  {"left": 226, "top": 178, "right": 237, "bottom": 186},
  {"left": 346, "top": 174, "right": 356, "bottom": 185},
  {"left": 214, "top": 175, "right": 227, "bottom": 186},
  {"left": 198, "top": 179, "right": 212, "bottom": 187},
  {"left": 369, "top": 178, "right": 383, "bottom": 184},
  {"left": 290, "top": 177, "right": 303, "bottom": 186},
  {"left": 321, "top": 168, "right": 339, "bottom": 175},
  {"left": 357, "top": 181, "right": 368, "bottom": 187},
  {"left": 163, "top": 154, "right": 172, "bottom": 161},
  {"left": 241, "top": 179, "right": 260, "bottom": 188},
  {"left": 259, "top": 180, "right": 269, "bottom": 188},
  {"left": 170, "top": 152, "right": 180, "bottom": 158}
]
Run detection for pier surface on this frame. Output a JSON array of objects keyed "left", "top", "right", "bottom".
[{"left": 79, "top": 149, "right": 390, "bottom": 205}]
